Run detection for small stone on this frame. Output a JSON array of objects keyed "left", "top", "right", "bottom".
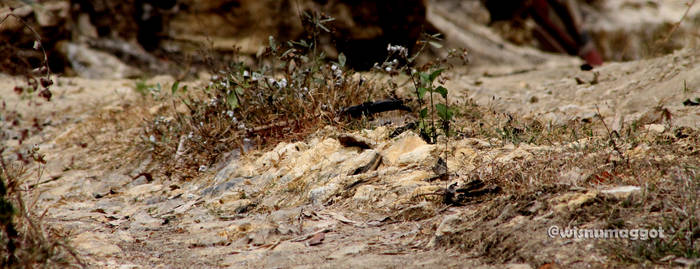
[
  {"left": 101, "top": 105, "right": 124, "bottom": 113},
  {"left": 673, "top": 257, "right": 700, "bottom": 267},
  {"left": 307, "top": 232, "right": 325, "bottom": 246},
  {"left": 601, "top": 186, "right": 641, "bottom": 200},
  {"left": 551, "top": 191, "right": 598, "bottom": 213},
  {"left": 644, "top": 124, "right": 665, "bottom": 133}
]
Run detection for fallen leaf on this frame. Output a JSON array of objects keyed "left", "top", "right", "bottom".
[{"left": 307, "top": 232, "right": 325, "bottom": 246}]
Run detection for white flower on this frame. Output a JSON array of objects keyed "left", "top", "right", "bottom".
[
  {"left": 278, "top": 78, "right": 288, "bottom": 88},
  {"left": 149, "top": 135, "right": 156, "bottom": 143},
  {"left": 198, "top": 165, "right": 207, "bottom": 172},
  {"left": 243, "top": 70, "right": 250, "bottom": 77},
  {"left": 199, "top": 121, "right": 204, "bottom": 127},
  {"left": 387, "top": 44, "right": 409, "bottom": 58},
  {"left": 187, "top": 132, "right": 193, "bottom": 139},
  {"left": 226, "top": 110, "right": 234, "bottom": 118},
  {"left": 238, "top": 123, "right": 246, "bottom": 130},
  {"left": 211, "top": 75, "right": 219, "bottom": 81},
  {"left": 385, "top": 67, "right": 392, "bottom": 72},
  {"left": 331, "top": 64, "right": 337, "bottom": 71},
  {"left": 268, "top": 78, "right": 276, "bottom": 85}
]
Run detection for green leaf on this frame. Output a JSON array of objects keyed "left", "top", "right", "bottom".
[
  {"left": 435, "top": 86, "right": 448, "bottom": 99},
  {"left": 181, "top": 85, "right": 188, "bottom": 93},
  {"left": 226, "top": 93, "right": 239, "bottom": 110},
  {"left": 435, "top": 104, "right": 454, "bottom": 121},
  {"left": 419, "top": 72, "right": 430, "bottom": 87},
  {"left": 417, "top": 87, "right": 428, "bottom": 100},
  {"left": 171, "top": 81, "right": 180, "bottom": 95},
  {"left": 338, "top": 53, "right": 346, "bottom": 68},
  {"left": 429, "top": 69, "right": 444, "bottom": 83},
  {"left": 235, "top": 86, "right": 244, "bottom": 95},
  {"left": 420, "top": 108, "right": 428, "bottom": 118},
  {"left": 428, "top": 41, "right": 443, "bottom": 49}
]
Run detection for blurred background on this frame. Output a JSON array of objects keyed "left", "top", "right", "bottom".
[{"left": 1, "top": 0, "right": 699, "bottom": 78}]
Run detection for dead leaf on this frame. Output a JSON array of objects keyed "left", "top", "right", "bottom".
[{"left": 307, "top": 232, "right": 325, "bottom": 246}]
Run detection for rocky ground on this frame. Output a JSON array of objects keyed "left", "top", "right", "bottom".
[
  {"left": 2, "top": 1, "right": 700, "bottom": 268},
  {"left": 2, "top": 42, "right": 700, "bottom": 268}
]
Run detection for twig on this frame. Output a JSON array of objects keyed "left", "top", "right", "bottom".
[
  {"left": 595, "top": 105, "right": 628, "bottom": 166},
  {"left": 659, "top": 0, "right": 697, "bottom": 45}
]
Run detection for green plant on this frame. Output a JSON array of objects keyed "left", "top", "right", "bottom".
[
  {"left": 140, "top": 12, "right": 386, "bottom": 178},
  {"left": 413, "top": 68, "right": 454, "bottom": 143}
]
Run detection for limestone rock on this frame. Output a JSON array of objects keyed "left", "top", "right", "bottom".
[
  {"left": 382, "top": 133, "right": 435, "bottom": 166},
  {"left": 601, "top": 186, "right": 641, "bottom": 200},
  {"left": 56, "top": 42, "right": 140, "bottom": 79},
  {"left": 72, "top": 232, "right": 122, "bottom": 256},
  {"left": 551, "top": 191, "right": 598, "bottom": 213}
]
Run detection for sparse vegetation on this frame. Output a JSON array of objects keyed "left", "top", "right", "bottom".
[
  {"left": 1, "top": 1, "right": 699, "bottom": 268},
  {"left": 138, "top": 12, "right": 388, "bottom": 178},
  {"left": 0, "top": 12, "right": 81, "bottom": 268}
]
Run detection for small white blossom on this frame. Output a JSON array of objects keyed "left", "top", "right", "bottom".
[
  {"left": 199, "top": 121, "right": 204, "bottom": 127},
  {"left": 243, "top": 70, "right": 250, "bottom": 77},
  {"left": 387, "top": 44, "right": 408, "bottom": 58},
  {"left": 198, "top": 165, "right": 207, "bottom": 172},
  {"left": 211, "top": 75, "right": 219, "bottom": 81},
  {"left": 226, "top": 110, "right": 234, "bottom": 118},
  {"left": 237, "top": 123, "right": 246, "bottom": 130},
  {"left": 187, "top": 132, "right": 193, "bottom": 139},
  {"left": 278, "top": 78, "right": 288, "bottom": 88},
  {"left": 385, "top": 66, "right": 392, "bottom": 72},
  {"left": 331, "top": 64, "right": 338, "bottom": 71},
  {"left": 149, "top": 135, "right": 156, "bottom": 143}
]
